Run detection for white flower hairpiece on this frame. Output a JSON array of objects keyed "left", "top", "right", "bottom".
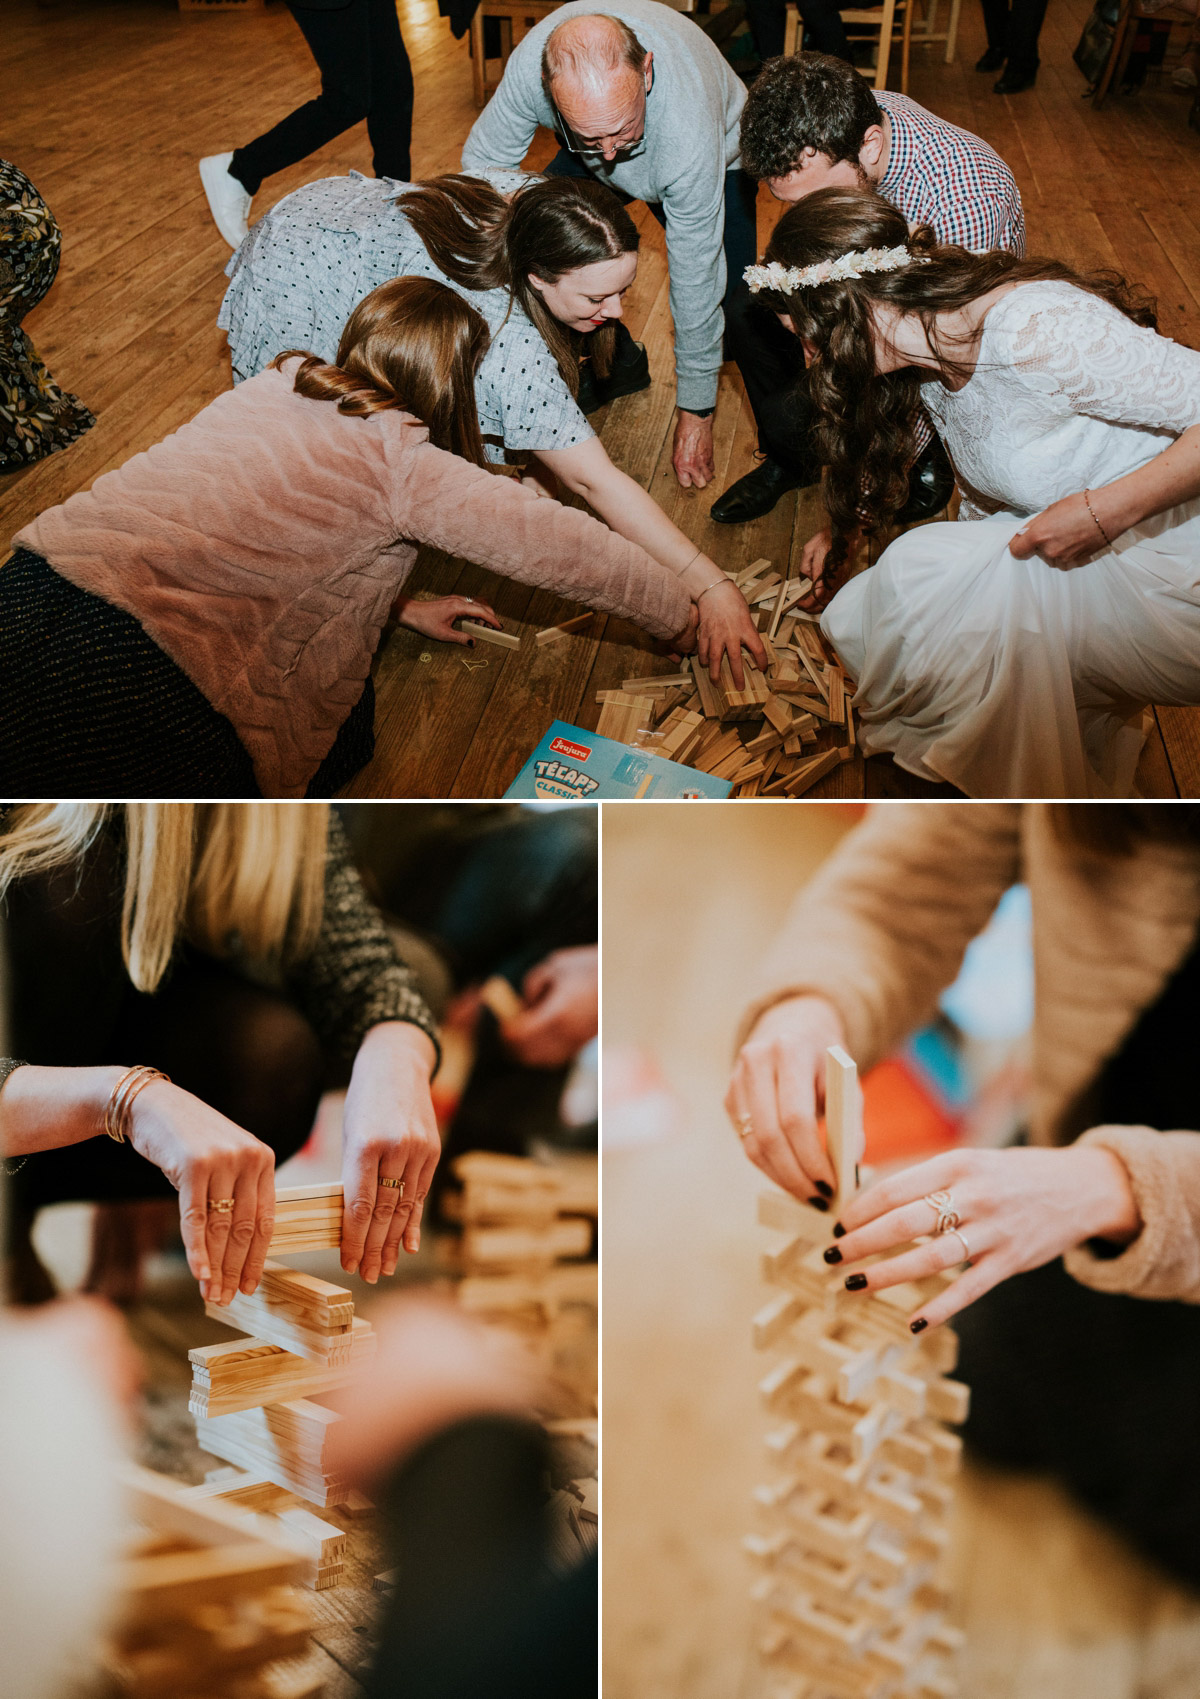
[{"left": 743, "top": 245, "right": 923, "bottom": 293}]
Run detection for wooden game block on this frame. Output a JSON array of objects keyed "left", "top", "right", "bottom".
[
  {"left": 183, "top": 1473, "right": 296, "bottom": 1515},
  {"left": 716, "top": 656, "right": 773, "bottom": 722},
  {"left": 268, "top": 1186, "right": 344, "bottom": 1255},
  {"left": 762, "top": 694, "right": 793, "bottom": 735},
  {"left": 196, "top": 1399, "right": 348, "bottom": 1509},
  {"left": 461, "top": 1218, "right": 592, "bottom": 1266},
  {"left": 535, "top": 613, "right": 592, "bottom": 645},
  {"left": 203, "top": 1264, "right": 355, "bottom": 1367},
  {"left": 461, "top": 620, "right": 520, "bottom": 649},
  {"left": 758, "top": 1188, "right": 837, "bottom": 1246},
  {"left": 595, "top": 691, "right": 655, "bottom": 745},
  {"left": 620, "top": 671, "right": 692, "bottom": 693},
  {"left": 781, "top": 746, "right": 844, "bottom": 797},
  {"left": 825, "top": 1048, "right": 865, "bottom": 1212},
  {"left": 189, "top": 1322, "right": 374, "bottom": 1419},
  {"left": 479, "top": 974, "right": 524, "bottom": 1024}
]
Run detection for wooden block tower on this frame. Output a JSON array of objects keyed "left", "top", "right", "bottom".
[
  {"left": 748, "top": 1049, "right": 968, "bottom": 1699},
  {"left": 445, "top": 1151, "right": 598, "bottom": 1335},
  {"left": 187, "top": 1184, "right": 373, "bottom": 1587}
]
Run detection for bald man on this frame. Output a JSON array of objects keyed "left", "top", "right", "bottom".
[{"left": 462, "top": 0, "right": 753, "bottom": 490}]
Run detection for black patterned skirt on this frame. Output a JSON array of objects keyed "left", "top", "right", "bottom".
[
  {"left": 0, "top": 548, "right": 375, "bottom": 797},
  {"left": 1, "top": 160, "right": 96, "bottom": 472}
]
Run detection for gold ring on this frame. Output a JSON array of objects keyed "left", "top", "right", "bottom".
[
  {"left": 736, "top": 1114, "right": 753, "bottom": 1141},
  {"left": 947, "top": 1228, "right": 971, "bottom": 1264},
  {"left": 378, "top": 1177, "right": 405, "bottom": 1194},
  {"left": 207, "top": 1198, "right": 236, "bottom": 1214},
  {"left": 923, "top": 1189, "right": 960, "bottom": 1235}
]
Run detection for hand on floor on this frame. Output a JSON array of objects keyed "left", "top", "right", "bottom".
[
  {"left": 672, "top": 410, "right": 716, "bottom": 489},
  {"left": 696, "top": 579, "right": 768, "bottom": 685},
  {"left": 394, "top": 595, "right": 502, "bottom": 645}
]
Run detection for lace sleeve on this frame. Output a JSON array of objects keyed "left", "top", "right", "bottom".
[{"left": 1000, "top": 286, "right": 1200, "bottom": 434}]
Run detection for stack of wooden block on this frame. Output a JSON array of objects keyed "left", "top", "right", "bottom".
[
  {"left": 445, "top": 1151, "right": 598, "bottom": 1332},
  {"left": 748, "top": 1050, "right": 968, "bottom": 1699},
  {"left": 105, "top": 1464, "right": 321, "bottom": 1699},
  {"left": 593, "top": 557, "right": 856, "bottom": 797},
  {"left": 190, "top": 1185, "right": 371, "bottom": 1575}
]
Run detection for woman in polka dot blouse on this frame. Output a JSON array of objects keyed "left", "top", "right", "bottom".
[{"left": 220, "top": 170, "right": 763, "bottom": 684}]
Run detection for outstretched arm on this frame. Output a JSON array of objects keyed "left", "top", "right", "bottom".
[{"left": 536, "top": 436, "right": 766, "bottom": 682}]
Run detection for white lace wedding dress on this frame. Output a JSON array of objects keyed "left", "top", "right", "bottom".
[{"left": 822, "top": 280, "right": 1200, "bottom": 797}]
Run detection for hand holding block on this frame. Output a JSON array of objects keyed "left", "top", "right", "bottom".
[{"left": 461, "top": 619, "right": 521, "bottom": 649}]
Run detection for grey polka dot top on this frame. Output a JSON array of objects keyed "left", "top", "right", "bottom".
[{"left": 217, "top": 171, "right": 594, "bottom": 464}]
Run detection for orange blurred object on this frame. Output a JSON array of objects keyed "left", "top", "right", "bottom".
[{"left": 860, "top": 1058, "right": 963, "bottom": 1163}]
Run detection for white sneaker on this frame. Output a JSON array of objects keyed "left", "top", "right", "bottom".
[{"left": 200, "top": 152, "right": 252, "bottom": 249}]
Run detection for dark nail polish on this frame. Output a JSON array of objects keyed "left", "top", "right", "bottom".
[
  {"left": 832, "top": 1222, "right": 846, "bottom": 1239},
  {"left": 823, "top": 1246, "right": 842, "bottom": 1265},
  {"left": 814, "top": 1180, "right": 833, "bottom": 1199},
  {"left": 844, "top": 1273, "right": 868, "bottom": 1291},
  {"left": 808, "top": 1195, "right": 830, "bottom": 1212},
  {"left": 910, "top": 1318, "right": 928, "bottom": 1334}
]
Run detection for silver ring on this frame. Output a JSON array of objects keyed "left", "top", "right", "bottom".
[
  {"left": 378, "top": 1177, "right": 405, "bottom": 1195},
  {"left": 736, "top": 1113, "right": 753, "bottom": 1141},
  {"left": 947, "top": 1228, "right": 971, "bottom": 1264},
  {"left": 923, "top": 1189, "right": 961, "bottom": 1235}
]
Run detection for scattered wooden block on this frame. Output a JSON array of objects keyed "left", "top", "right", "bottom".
[
  {"left": 461, "top": 619, "right": 521, "bottom": 649},
  {"left": 480, "top": 974, "right": 524, "bottom": 1024},
  {"left": 535, "top": 613, "right": 592, "bottom": 645}
]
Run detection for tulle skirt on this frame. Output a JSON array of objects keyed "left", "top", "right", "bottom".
[{"left": 822, "top": 500, "right": 1200, "bottom": 798}]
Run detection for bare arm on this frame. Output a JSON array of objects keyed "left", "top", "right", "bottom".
[{"left": 536, "top": 436, "right": 766, "bottom": 682}]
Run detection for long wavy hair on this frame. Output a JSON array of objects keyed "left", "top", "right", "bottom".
[
  {"left": 756, "top": 189, "right": 1156, "bottom": 581},
  {"left": 0, "top": 805, "right": 329, "bottom": 993},
  {"left": 397, "top": 174, "right": 640, "bottom": 394},
  {"left": 272, "top": 275, "right": 490, "bottom": 466}
]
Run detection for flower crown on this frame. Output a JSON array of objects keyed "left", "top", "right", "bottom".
[{"left": 744, "top": 245, "right": 922, "bottom": 293}]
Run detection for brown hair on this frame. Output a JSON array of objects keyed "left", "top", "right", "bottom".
[
  {"left": 756, "top": 189, "right": 1156, "bottom": 582},
  {"left": 271, "top": 275, "right": 490, "bottom": 466},
  {"left": 397, "top": 174, "right": 639, "bottom": 392}
]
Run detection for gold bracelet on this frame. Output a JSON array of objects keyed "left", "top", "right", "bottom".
[
  {"left": 105, "top": 1065, "right": 171, "bottom": 1144},
  {"left": 1082, "top": 489, "right": 1114, "bottom": 549}
]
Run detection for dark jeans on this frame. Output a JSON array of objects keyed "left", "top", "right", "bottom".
[
  {"left": 955, "top": 1255, "right": 1200, "bottom": 1589},
  {"left": 544, "top": 150, "right": 760, "bottom": 383},
  {"left": 367, "top": 1417, "right": 597, "bottom": 1699},
  {"left": 980, "top": 0, "right": 1049, "bottom": 75},
  {"left": 230, "top": 0, "right": 414, "bottom": 197},
  {"left": 744, "top": 0, "right": 853, "bottom": 58},
  {"left": 724, "top": 282, "right": 821, "bottom": 476}
]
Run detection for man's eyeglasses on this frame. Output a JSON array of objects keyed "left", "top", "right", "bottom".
[{"left": 548, "top": 69, "right": 653, "bottom": 155}]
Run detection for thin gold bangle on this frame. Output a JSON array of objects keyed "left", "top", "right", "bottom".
[
  {"left": 1082, "top": 489, "right": 1114, "bottom": 549},
  {"left": 105, "top": 1066, "right": 171, "bottom": 1144}
]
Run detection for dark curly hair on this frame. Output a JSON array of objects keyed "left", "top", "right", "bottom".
[
  {"left": 756, "top": 188, "right": 1156, "bottom": 582},
  {"left": 740, "top": 53, "right": 884, "bottom": 182}
]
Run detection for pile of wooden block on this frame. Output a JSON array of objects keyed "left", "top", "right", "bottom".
[
  {"left": 190, "top": 1186, "right": 370, "bottom": 1577},
  {"left": 594, "top": 558, "right": 856, "bottom": 797},
  {"left": 748, "top": 1050, "right": 968, "bottom": 1699},
  {"left": 445, "top": 1151, "right": 598, "bottom": 1331},
  {"left": 105, "top": 1464, "right": 322, "bottom": 1699}
]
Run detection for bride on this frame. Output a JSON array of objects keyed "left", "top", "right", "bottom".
[{"left": 747, "top": 189, "right": 1200, "bottom": 798}]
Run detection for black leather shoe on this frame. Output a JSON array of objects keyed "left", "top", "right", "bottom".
[
  {"left": 577, "top": 340, "right": 651, "bottom": 414},
  {"left": 895, "top": 438, "right": 956, "bottom": 524},
  {"left": 710, "top": 456, "right": 813, "bottom": 523},
  {"left": 975, "top": 47, "right": 1005, "bottom": 70},
  {"left": 994, "top": 66, "right": 1037, "bottom": 91}
]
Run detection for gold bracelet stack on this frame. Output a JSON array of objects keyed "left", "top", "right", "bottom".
[{"left": 105, "top": 1065, "right": 171, "bottom": 1144}]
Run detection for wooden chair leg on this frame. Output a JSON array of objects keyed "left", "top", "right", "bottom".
[
  {"left": 874, "top": 0, "right": 898, "bottom": 85},
  {"left": 900, "top": 0, "right": 913, "bottom": 92},
  {"left": 784, "top": 2, "right": 801, "bottom": 54},
  {"left": 470, "top": 3, "right": 486, "bottom": 107},
  {"left": 944, "top": 0, "right": 961, "bottom": 60},
  {"left": 1093, "top": 7, "right": 1131, "bottom": 107}
]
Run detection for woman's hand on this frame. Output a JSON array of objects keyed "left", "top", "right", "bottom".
[
  {"left": 394, "top": 595, "right": 502, "bottom": 646},
  {"left": 829, "top": 1144, "right": 1142, "bottom": 1331},
  {"left": 797, "top": 527, "right": 858, "bottom": 610},
  {"left": 696, "top": 579, "right": 769, "bottom": 687},
  {"left": 725, "top": 995, "right": 847, "bottom": 1200},
  {"left": 1009, "top": 492, "right": 1109, "bottom": 567},
  {"left": 500, "top": 945, "right": 598, "bottom": 1069},
  {"left": 340, "top": 1021, "right": 441, "bottom": 1284},
  {"left": 126, "top": 1081, "right": 277, "bottom": 1307}
]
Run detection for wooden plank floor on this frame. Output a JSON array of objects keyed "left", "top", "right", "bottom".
[
  {"left": 602, "top": 802, "right": 1200, "bottom": 1699},
  {"left": 2, "top": 0, "right": 1198, "bottom": 795}
]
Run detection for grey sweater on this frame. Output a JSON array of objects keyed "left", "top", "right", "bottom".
[{"left": 461, "top": 0, "right": 745, "bottom": 414}]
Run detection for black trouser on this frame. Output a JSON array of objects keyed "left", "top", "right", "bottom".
[
  {"left": 543, "top": 149, "right": 760, "bottom": 389},
  {"left": 955, "top": 1255, "right": 1200, "bottom": 1589},
  {"left": 367, "top": 1417, "right": 597, "bottom": 1699},
  {"left": 980, "top": 0, "right": 1049, "bottom": 75},
  {"left": 724, "top": 282, "right": 822, "bottom": 476},
  {"left": 744, "top": 0, "right": 854, "bottom": 58},
  {"left": 230, "top": 0, "right": 414, "bottom": 197}
]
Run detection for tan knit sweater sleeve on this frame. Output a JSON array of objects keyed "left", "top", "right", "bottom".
[
  {"left": 1064, "top": 1124, "right": 1200, "bottom": 1303},
  {"left": 736, "top": 803, "right": 1025, "bottom": 1067},
  {"left": 384, "top": 434, "right": 692, "bottom": 641}
]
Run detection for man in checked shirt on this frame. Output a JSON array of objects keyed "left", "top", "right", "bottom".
[{"left": 711, "top": 53, "right": 1025, "bottom": 526}]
